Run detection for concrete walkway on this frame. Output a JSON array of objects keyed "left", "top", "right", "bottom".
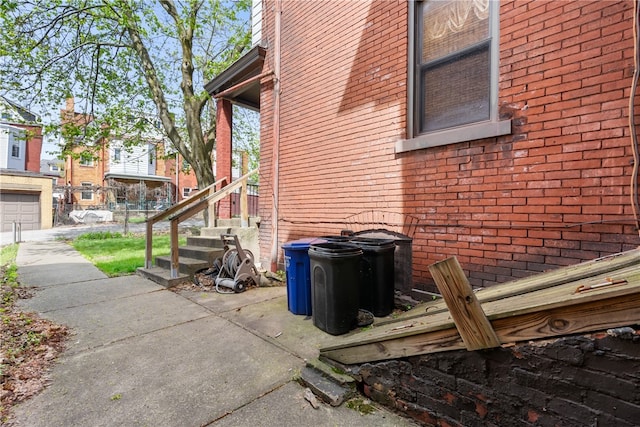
[{"left": 10, "top": 240, "right": 417, "bottom": 426}]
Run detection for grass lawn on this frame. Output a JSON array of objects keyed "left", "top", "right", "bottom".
[{"left": 71, "top": 232, "right": 186, "bottom": 276}]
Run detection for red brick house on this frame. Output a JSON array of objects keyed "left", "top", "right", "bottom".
[
  {"left": 60, "top": 98, "right": 194, "bottom": 211},
  {"left": 210, "top": 0, "right": 640, "bottom": 295},
  {"left": 202, "top": 2, "right": 640, "bottom": 423}
]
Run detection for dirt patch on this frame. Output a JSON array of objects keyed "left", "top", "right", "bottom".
[{"left": 1, "top": 270, "right": 68, "bottom": 425}]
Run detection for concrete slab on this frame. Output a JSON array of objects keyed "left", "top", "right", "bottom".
[
  {"left": 219, "top": 294, "right": 358, "bottom": 361},
  {"left": 17, "top": 241, "right": 107, "bottom": 287},
  {"left": 23, "top": 288, "right": 212, "bottom": 355},
  {"left": 11, "top": 316, "right": 302, "bottom": 427},
  {"left": 9, "top": 225, "right": 418, "bottom": 427},
  {"left": 177, "top": 285, "right": 286, "bottom": 314},
  {"left": 16, "top": 275, "right": 163, "bottom": 313},
  {"left": 213, "top": 381, "right": 416, "bottom": 427}
]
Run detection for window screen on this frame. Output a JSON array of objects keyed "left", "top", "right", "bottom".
[{"left": 418, "top": 0, "right": 491, "bottom": 133}]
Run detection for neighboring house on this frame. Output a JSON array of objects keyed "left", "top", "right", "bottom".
[
  {"left": 0, "top": 96, "right": 43, "bottom": 173},
  {"left": 60, "top": 97, "right": 176, "bottom": 210},
  {"left": 208, "top": 0, "right": 640, "bottom": 293},
  {"left": 0, "top": 97, "right": 52, "bottom": 232},
  {"left": 163, "top": 151, "right": 199, "bottom": 204},
  {"left": 40, "top": 158, "right": 65, "bottom": 184}
]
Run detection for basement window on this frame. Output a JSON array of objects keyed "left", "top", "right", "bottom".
[{"left": 398, "top": 0, "right": 510, "bottom": 153}]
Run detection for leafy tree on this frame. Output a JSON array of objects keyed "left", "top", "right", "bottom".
[{"left": 0, "top": 0, "right": 252, "bottom": 188}]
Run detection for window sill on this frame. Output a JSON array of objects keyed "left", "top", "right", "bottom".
[{"left": 396, "top": 120, "right": 512, "bottom": 153}]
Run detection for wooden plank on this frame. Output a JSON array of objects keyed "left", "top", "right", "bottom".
[
  {"left": 145, "top": 220, "right": 153, "bottom": 269},
  {"left": 321, "top": 264, "right": 640, "bottom": 363},
  {"left": 485, "top": 265, "right": 640, "bottom": 319},
  {"left": 240, "top": 181, "right": 249, "bottom": 227},
  {"left": 377, "top": 249, "right": 640, "bottom": 326},
  {"left": 327, "top": 266, "right": 640, "bottom": 350},
  {"left": 429, "top": 257, "right": 501, "bottom": 350},
  {"left": 170, "top": 221, "right": 179, "bottom": 278},
  {"left": 321, "top": 291, "right": 640, "bottom": 364}
]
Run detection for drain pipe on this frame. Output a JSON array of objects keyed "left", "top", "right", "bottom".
[{"left": 270, "top": 0, "right": 282, "bottom": 271}]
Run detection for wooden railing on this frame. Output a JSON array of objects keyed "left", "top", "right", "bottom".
[{"left": 144, "top": 168, "right": 258, "bottom": 277}]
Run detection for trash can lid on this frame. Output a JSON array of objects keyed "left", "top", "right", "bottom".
[
  {"left": 282, "top": 237, "right": 327, "bottom": 250},
  {"left": 319, "top": 235, "right": 351, "bottom": 242},
  {"left": 309, "top": 242, "right": 363, "bottom": 257},
  {"left": 350, "top": 237, "right": 396, "bottom": 247}
]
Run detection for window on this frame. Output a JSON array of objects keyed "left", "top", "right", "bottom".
[
  {"left": 11, "top": 143, "right": 20, "bottom": 158},
  {"left": 398, "top": 0, "right": 510, "bottom": 153},
  {"left": 113, "top": 147, "right": 121, "bottom": 162},
  {"left": 49, "top": 164, "right": 60, "bottom": 172},
  {"left": 79, "top": 153, "right": 94, "bottom": 166},
  {"left": 183, "top": 187, "right": 191, "bottom": 198},
  {"left": 81, "top": 182, "right": 93, "bottom": 201}
]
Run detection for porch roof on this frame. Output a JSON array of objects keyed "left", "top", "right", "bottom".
[
  {"left": 104, "top": 173, "right": 171, "bottom": 183},
  {"left": 204, "top": 45, "right": 266, "bottom": 111}
]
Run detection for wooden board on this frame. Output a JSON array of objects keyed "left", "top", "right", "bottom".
[
  {"left": 429, "top": 257, "right": 501, "bottom": 350},
  {"left": 321, "top": 290, "right": 640, "bottom": 364},
  {"left": 320, "top": 249, "right": 640, "bottom": 364},
  {"left": 378, "top": 248, "right": 640, "bottom": 326}
]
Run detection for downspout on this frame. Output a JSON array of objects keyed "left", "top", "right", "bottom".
[
  {"left": 270, "top": 0, "right": 282, "bottom": 271},
  {"left": 630, "top": 0, "right": 640, "bottom": 236}
]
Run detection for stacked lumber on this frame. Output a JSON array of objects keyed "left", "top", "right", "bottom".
[{"left": 320, "top": 249, "right": 640, "bottom": 364}]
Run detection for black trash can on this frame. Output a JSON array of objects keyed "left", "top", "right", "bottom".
[
  {"left": 319, "top": 235, "right": 351, "bottom": 243},
  {"left": 351, "top": 237, "right": 396, "bottom": 317},
  {"left": 308, "top": 243, "right": 362, "bottom": 335}
]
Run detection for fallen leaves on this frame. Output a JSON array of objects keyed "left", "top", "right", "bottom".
[{"left": 1, "top": 268, "right": 68, "bottom": 425}]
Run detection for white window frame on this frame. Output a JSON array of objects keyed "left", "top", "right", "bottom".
[
  {"left": 183, "top": 187, "right": 191, "bottom": 198},
  {"left": 11, "top": 143, "right": 20, "bottom": 158},
  {"left": 79, "top": 154, "right": 94, "bottom": 167},
  {"left": 81, "top": 182, "right": 93, "bottom": 201},
  {"left": 397, "top": 0, "right": 510, "bottom": 153}
]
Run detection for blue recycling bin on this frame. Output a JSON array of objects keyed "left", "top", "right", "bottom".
[{"left": 282, "top": 238, "right": 325, "bottom": 315}]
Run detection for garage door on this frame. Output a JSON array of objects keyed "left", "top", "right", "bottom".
[{"left": 0, "top": 193, "right": 41, "bottom": 232}]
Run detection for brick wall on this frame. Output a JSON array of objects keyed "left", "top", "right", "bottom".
[
  {"left": 64, "top": 144, "right": 105, "bottom": 207},
  {"left": 23, "top": 124, "right": 43, "bottom": 173},
  {"left": 355, "top": 329, "right": 640, "bottom": 426},
  {"left": 259, "top": 0, "right": 640, "bottom": 288}
]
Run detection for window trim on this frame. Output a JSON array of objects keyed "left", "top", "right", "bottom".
[
  {"left": 11, "top": 143, "right": 20, "bottom": 158},
  {"left": 399, "top": 0, "right": 510, "bottom": 153},
  {"left": 79, "top": 154, "right": 94, "bottom": 167},
  {"left": 81, "top": 182, "right": 94, "bottom": 201}
]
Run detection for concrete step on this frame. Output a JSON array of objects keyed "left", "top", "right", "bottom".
[
  {"left": 136, "top": 266, "right": 190, "bottom": 288},
  {"left": 298, "top": 358, "right": 356, "bottom": 407},
  {"left": 179, "top": 246, "right": 224, "bottom": 263},
  {"left": 186, "top": 236, "right": 225, "bottom": 249},
  {"left": 155, "top": 255, "right": 210, "bottom": 276}
]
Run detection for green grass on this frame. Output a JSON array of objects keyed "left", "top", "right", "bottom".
[
  {"left": 1, "top": 244, "right": 18, "bottom": 267},
  {"left": 127, "top": 217, "right": 147, "bottom": 224},
  {"left": 71, "top": 232, "right": 186, "bottom": 276}
]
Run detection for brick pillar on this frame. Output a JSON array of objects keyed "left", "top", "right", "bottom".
[{"left": 216, "top": 98, "right": 233, "bottom": 219}]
